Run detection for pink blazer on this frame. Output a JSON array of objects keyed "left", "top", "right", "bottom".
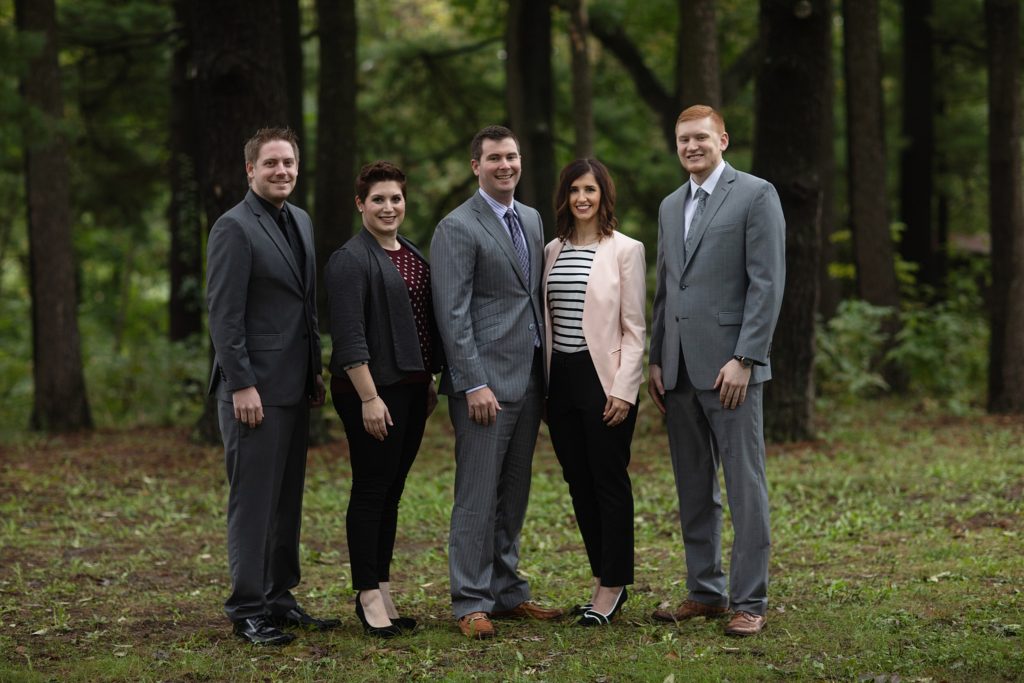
[{"left": 542, "top": 230, "right": 647, "bottom": 404}]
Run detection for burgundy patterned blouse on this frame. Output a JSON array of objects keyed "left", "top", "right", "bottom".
[{"left": 385, "top": 244, "right": 434, "bottom": 372}]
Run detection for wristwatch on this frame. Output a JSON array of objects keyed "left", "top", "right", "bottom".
[{"left": 733, "top": 355, "right": 754, "bottom": 369}]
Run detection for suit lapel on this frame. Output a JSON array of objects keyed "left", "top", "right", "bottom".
[
  {"left": 285, "top": 201, "right": 314, "bottom": 295},
  {"left": 245, "top": 192, "right": 303, "bottom": 290},
  {"left": 682, "top": 164, "right": 736, "bottom": 272},
  {"left": 471, "top": 193, "right": 531, "bottom": 290}
]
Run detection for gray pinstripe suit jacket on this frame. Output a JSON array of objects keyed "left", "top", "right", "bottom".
[{"left": 430, "top": 190, "right": 545, "bottom": 402}]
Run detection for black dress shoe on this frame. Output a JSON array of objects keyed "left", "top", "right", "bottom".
[
  {"left": 233, "top": 616, "right": 296, "bottom": 646},
  {"left": 269, "top": 606, "right": 341, "bottom": 631}
]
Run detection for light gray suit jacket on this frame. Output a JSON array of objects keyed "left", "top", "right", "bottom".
[
  {"left": 430, "top": 191, "right": 545, "bottom": 402},
  {"left": 650, "top": 163, "right": 785, "bottom": 391},
  {"left": 206, "top": 190, "right": 321, "bottom": 406}
]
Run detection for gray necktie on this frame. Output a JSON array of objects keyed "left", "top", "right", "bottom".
[{"left": 684, "top": 188, "right": 708, "bottom": 259}]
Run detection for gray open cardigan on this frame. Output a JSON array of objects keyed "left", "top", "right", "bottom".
[{"left": 324, "top": 228, "right": 443, "bottom": 385}]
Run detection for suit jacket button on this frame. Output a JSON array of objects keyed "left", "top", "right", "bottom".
[{"left": 528, "top": 323, "right": 535, "bottom": 330}]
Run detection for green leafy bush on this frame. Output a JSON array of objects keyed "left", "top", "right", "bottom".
[{"left": 815, "top": 299, "right": 893, "bottom": 400}]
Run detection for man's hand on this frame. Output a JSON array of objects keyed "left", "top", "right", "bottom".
[
  {"left": 647, "top": 364, "right": 666, "bottom": 415},
  {"left": 309, "top": 374, "right": 326, "bottom": 407},
  {"left": 603, "top": 396, "right": 631, "bottom": 426},
  {"left": 232, "top": 386, "right": 263, "bottom": 427},
  {"left": 714, "top": 358, "right": 751, "bottom": 409},
  {"left": 466, "top": 386, "right": 501, "bottom": 426}
]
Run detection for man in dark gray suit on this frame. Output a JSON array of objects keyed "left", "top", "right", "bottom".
[
  {"left": 206, "top": 127, "right": 338, "bottom": 645},
  {"left": 648, "top": 105, "right": 786, "bottom": 637},
  {"left": 431, "top": 125, "right": 562, "bottom": 639}
]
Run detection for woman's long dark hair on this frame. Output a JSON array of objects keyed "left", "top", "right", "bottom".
[{"left": 553, "top": 158, "right": 618, "bottom": 241}]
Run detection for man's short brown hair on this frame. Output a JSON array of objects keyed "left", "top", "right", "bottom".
[
  {"left": 470, "top": 125, "right": 520, "bottom": 161},
  {"left": 244, "top": 127, "right": 300, "bottom": 166},
  {"left": 676, "top": 105, "right": 726, "bottom": 132}
]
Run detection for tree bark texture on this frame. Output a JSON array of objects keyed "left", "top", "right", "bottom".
[
  {"left": 752, "top": 0, "right": 831, "bottom": 442},
  {"left": 168, "top": 0, "right": 203, "bottom": 342},
  {"left": 314, "top": 0, "right": 357, "bottom": 328},
  {"left": 986, "top": 0, "right": 1024, "bottom": 413},
  {"left": 567, "top": 0, "right": 594, "bottom": 159},
  {"left": 843, "top": 0, "right": 904, "bottom": 388},
  {"left": 281, "top": 0, "right": 307, "bottom": 209},
  {"left": 192, "top": 0, "right": 289, "bottom": 442},
  {"left": 17, "top": 0, "right": 93, "bottom": 432},
  {"left": 676, "top": 0, "right": 721, "bottom": 109},
  {"left": 899, "top": 0, "right": 942, "bottom": 292},
  {"left": 507, "top": 0, "right": 557, "bottom": 237}
]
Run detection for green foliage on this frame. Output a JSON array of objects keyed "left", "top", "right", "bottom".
[{"left": 815, "top": 299, "right": 893, "bottom": 399}]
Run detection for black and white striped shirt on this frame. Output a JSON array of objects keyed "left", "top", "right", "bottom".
[{"left": 547, "top": 243, "right": 596, "bottom": 353}]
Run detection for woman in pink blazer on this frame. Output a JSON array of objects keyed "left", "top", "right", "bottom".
[{"left": 543, "top": 159, "right": 646, "bottom": 626}]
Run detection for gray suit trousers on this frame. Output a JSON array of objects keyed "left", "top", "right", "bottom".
[
  {"left": 219, "top": 400, "right": 309, "bottom": 621},
  {"left": 664, "top": 359, "right": 770, "bottom": 616},
  {"left": 448, "top": 358, "right": 544, "bottom": 619}
]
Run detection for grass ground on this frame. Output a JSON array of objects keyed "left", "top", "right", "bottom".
[{"left": 0, "top": 397, "right": 1021, "bottom": 682}]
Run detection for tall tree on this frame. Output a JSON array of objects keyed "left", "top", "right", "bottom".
[
  {"left": 843, "top": 0, "right": 903, "bottom": 385},
  {"left": 16, "top": 0, "right": 93, "bottom": 432},
  {"left": 507, "top": 0, "right": 557, "bottom": 236},
  {"left": 986, "top": 0, "right": 1024, "bottom": 413},
  {"left": 566, "top": 0, "right": 594, "bottom": 158},
  {"left": 168, "top": 0, "right": 202, "bottom": 342},
  {"left": 281, "top": 0, "right": 307, "bottom": 209},
  {"left": 677, "top": 0, "right": 721, "bottom": 109},
  {"left": 314, "top": 0, "right": 357, "bottom": 326},
  {"left": 753, "top": 0, "right": 831, "bottom": 442},
  {"left": 899, "top": 0, "right": 942, "bottom": 292},
  {"left": 192, "top": 0, "right": 289, "bottom": 442}
]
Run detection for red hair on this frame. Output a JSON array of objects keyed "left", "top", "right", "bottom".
[{"left": 676, "top": 104, "right": 726, "bottom": 132}]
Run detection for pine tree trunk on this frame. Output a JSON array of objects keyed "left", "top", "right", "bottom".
[
  {"left": 567, "top": 0, "right": 594, "bottom": 159},
  {"left": 17, "top": 0, "right": 93, "bottom": 432},
  {"left": 507, "top": 0, "right": 556, "bottom": 238},
  {"left": 752, "top": 0, "right": 831, "bottom": 442},
  {"left": 986, "top": 0, "right": 1024, "bottom": 413},
  {"left": 676, "top": 0, "right": 721, "bottom": 109}
]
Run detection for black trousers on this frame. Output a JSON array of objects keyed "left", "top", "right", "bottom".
[
  {"left": 334, "top": 381, "right": 428, "bottom": 590},
  {"left": 547, "top": 350, "right": 637, "bottom": 586}
]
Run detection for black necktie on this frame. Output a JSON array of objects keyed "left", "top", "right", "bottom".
[{"left": 277, "top": 209, "right": 305, "bottom": 281}]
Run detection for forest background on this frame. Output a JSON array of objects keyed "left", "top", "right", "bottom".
[{"left": 2, "top": 0, "right": 1023, "bottom": 437}]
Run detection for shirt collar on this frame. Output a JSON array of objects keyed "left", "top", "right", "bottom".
[
  {"left": 478, "top": 188, "right": 516, "bottom": 222},
  {"left": 689, "top": 160, "right": 727, "bottom": 198}
]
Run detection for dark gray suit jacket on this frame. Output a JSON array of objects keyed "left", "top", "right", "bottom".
[
  {"left": 324, "top": 228, "right": 442, "bottom": 386},
  {"left": 650, "top": 163, "right": 786, "bottom": 391},
  {"left": 430, "top": 191, "right": 545, "bottom": 402},
  {"left": 206, "top": 190, "right": 321, "bottom": 406}
]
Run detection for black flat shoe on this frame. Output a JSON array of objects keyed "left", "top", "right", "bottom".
[
  {"left": 233, "top": 616, "right": 296, "bottom": 645},
  {"left": 355, "top": 592, "right": 401, "bottom": 638},
  {"left": 577, "top": 587, "right": 628, "bottom": 627},
  {"left": 269, "top": 606, "right": 341, "bottom": 631}
]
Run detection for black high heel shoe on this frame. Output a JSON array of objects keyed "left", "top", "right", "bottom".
[
  {"left": 577, "top": 587, "right": 627, "bottom": 627},
  {"left": 392, "top": 616, "right": 417, "bottom": 632},
  {"left": 568, "top": 602, "right": 593, "bottom": 617},
  {"left": 355, "top": 592, "right": 401, "bottom": 638}
]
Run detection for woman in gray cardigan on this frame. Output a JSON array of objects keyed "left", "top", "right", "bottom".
[{"left": 325, "top": 161, "right": 442, "bottom": 638}]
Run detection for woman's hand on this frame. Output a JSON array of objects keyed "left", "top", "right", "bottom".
[
  {"left": 602, "top": 396, "right": 631, "bottom": 427},
  {"left": 362, "top": 396, "right": 393, "bottom": 441}
]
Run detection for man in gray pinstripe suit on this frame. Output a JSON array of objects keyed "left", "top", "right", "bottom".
[{"left": 431, "top": 125, "right": 563, "bottom": 639}]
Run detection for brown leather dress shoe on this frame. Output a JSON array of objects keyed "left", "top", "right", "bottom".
[
  {"left": 724, "top": 611, "right": 766, "bottom": 636},
  {"left": 458, "top": 611, "right": 496, "bottom": 639},
  {"left": 651, "top": 599, "right": 730, "bottom": 622},
  {"left": 490, "top": 600, "right": 564, "bottom": 620}
]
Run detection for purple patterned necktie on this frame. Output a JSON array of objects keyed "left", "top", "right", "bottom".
[{"left": 504, "top": 208, "right": 530, "bottom": 279}]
